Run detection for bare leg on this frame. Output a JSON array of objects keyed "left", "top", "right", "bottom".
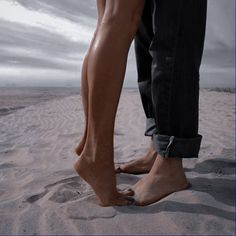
[
  {"left": 74, "top": 0, "right": 145, "bottom": 206},
  {"left": 75, "top": 0, "right": 106, "bottom": 156},
  {"left": 74, "top": 55, "right": 89, "bottom": 155},
  {"left": 115, "top": 138, "right": 158, "bottom": 174}
]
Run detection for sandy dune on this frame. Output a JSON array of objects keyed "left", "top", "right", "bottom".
[{"left": 0, "top": 89, "right": 234, "bottom": 235}]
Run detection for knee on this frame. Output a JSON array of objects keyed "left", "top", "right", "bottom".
[{"left": 101, "top": 9, "right": 142, "bottom": 39}]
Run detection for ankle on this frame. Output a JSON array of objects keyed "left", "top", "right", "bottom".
[
  {"left": 155, "top": 155, "right": 184, "bottom": 172},
  {"left": 148, "top": 144, "right": 157, "bottom": 156},
  {"left": 149, "top": 138, "right": 156, "bottom": 151},
  {"left": 76, "top": 155, "right": 114, "bottom": 174},
  {"left": 147, "top": 148, "right": 157, "bottom": 158},
  {"left": 81, "top": 153, "right": 113, "bottom": 167}
]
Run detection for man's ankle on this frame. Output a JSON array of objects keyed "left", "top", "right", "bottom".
[{"left": 157, "top": 155, "right": 183, "bottom": 169}]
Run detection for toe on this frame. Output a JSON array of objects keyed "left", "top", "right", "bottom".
[
  {"left": 112, "top": 196, "right": 127, "bottom": 206},
  {"left": 126, "top": 196, "right": 137, "bottom": 205},
  {"left": 119, "top": 188, "right": 135, "bottom": 196},
  {"left": 112, "top": 193, "right": 137, "bottom": 206},
  {"left": 115, "top": 165, "right": 123, "bottom": 173}
]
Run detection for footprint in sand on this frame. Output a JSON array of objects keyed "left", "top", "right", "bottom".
[
  {"left": 62, "top": 194, "right": 117, "bottom": 220},
  {"left": 26, "top": 190, "right": 48, "bottom": 203},
  {"left": 26, "top": 176, "right": 92, "bottom": 204}
]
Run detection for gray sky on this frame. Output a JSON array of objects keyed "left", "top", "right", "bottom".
[{"left": 0, "top": 0, "right": 234, "bottom": 88}]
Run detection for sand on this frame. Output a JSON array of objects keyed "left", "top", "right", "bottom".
[
  {"left": 0, "top": 87, "right": 79, "bottom": 116},
  {"left": 0, "top": 88, "right": 235, "bottom": 235}
]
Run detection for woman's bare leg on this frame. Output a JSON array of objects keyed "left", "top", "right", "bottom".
[
  {"left": 75, "top": 0, "right": 106, "bottom": 156},
  {"left": 74, "top": 0, "right": 145, "bottom": 206}
]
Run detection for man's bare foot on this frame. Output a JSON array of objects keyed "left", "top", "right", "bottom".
[
  {"left": 115, "top": 139, "right": 158, "bottom": 174},
  {"left": 74, "top": 152, "right": 135, "bottom": 206},
  {"left": 125, "top": 155, "right": 191, "bottom": 206}
]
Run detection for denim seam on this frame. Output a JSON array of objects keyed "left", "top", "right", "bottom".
[{"left": 164, "top": 136, "right": 175, "bottom": 157}]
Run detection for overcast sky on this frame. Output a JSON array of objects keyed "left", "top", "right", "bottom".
[{"left": 0, "top": 0, "right": 235, "bottom": 88}]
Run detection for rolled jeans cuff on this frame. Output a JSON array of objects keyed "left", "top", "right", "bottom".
[
  {"left": 144, "top": 118, "right": 158, "bottom": 136},
  {"left": 153, "top": 133, "right": 203, "bottom": 158}
]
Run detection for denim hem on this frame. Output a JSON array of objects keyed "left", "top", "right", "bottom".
[
  {"left": 144, "top": 118, "right": 157, "bottom": 136},
  {"left": 153, "top": 133, "right": 203, "bottom": 158}
]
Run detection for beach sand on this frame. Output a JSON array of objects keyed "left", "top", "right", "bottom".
[{"left": 0, "top": 88, "right": 235, "bottom": 235}]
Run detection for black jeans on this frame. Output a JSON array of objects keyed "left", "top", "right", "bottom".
[{"left": 134, "top": 0, "right": 207, "bottom": 158}]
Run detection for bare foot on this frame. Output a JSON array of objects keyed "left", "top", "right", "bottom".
[
  {"left": 115, "top": 139, "right": 158, "bottom": 174},
  {"left": 74, "top": 153, "right": 135, "bottom": 206},
  {"left": 125, "top": 155, "right": 191, "bottom": 206}
]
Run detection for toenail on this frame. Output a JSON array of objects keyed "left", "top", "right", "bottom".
[
  {"left": 127, "top": 188, "right": 134, "bottom": 193},
  {"left": 126, "top": 197, "right": 136, "bottom": 205}
]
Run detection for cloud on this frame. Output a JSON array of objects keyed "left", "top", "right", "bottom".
[
  {"left": 0, "top": 0, "right": 96, "bottom": 43},
  {"left": 0, "top": 19, "right": 87, "bottom": 63},
  {"left": 15, "top": 0, "right": 97, "bottom": 23},
  {"left": 0, "top": 0, "right": 234, "bottom": 88},
  {"left": 204, "top": 0, "right": 235, "bottom": 51},
  {"left": 0, "top": 0, "right": 97, "bottom": 86}
]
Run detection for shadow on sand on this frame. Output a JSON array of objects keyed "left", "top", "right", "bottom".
[{"left": 116, "top": 148, "right": 235, "bottom": 221}]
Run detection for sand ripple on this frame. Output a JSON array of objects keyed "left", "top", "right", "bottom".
[{"left": 0, "top": 89, "right": 234, "bottom": 235}]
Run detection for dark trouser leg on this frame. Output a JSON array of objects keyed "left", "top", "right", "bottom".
[
  {"left": 150, "top": 0, "right": 207, "bottom": 158},
  {"left": 134, "top": 0, "right": 157, "bottom": 137}
]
